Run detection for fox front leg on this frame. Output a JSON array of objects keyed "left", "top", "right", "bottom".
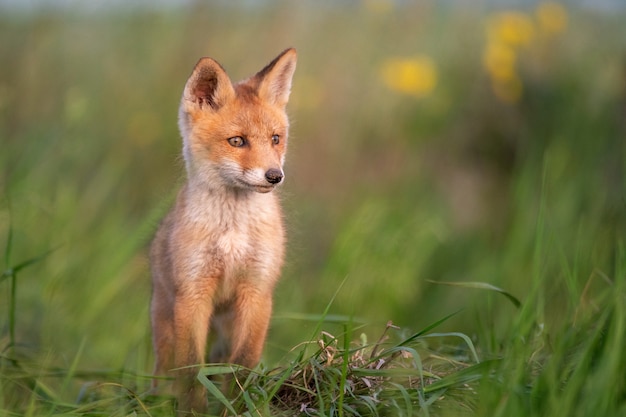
[
  {"left": 226, "top": 286, "right": 274, "bottom": 368},
  {"left": 172, "top": 295, "right": 213, "bottom": 413}
]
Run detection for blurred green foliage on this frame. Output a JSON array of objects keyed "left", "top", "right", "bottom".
[{"left": 0, "top": 1, "right": 625, "bottom": 412}]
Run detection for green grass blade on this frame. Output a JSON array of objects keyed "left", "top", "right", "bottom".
[
  {"left": 350, "top": 367, "right": 434, "bottom": 378},
  {"left": 3, "top": 220, "right": 12, "bottom": 270},
  {"left": 396, "top": 309, "right": 463, "bottom": 348},
  {"left": 311, "top": 358, "right": 326, "bottom": 413},
  {"left": 265, "top": 348, "right": 306, "bottom": 403},
  {"left": 8, "top": 275, "right": 15, "bottom": 349},
  {"left": 61, "top": 337, "right": 86, "bottom": 392},
  {"left": 427, "top": 280, "right": 521, "bottom": 309},
  {"left": 11, "top": 246, "right": 60, "bottom": 275},
  {"left": 338, "top": 322, "right": 355, "bottom": 417},
  {"left": 197, "top": 366, "right": 239, "bottom": 415},
  {"left": 389, "top": 382, "right": 413, "bottom": 416},
  {"left": 308, "top": 274, "right": 350, "bottom": 341},
  {"left": 421, "top": 332, "right": 480, "bottom": 363},
  {"left": 423, "top": 359, "right": 499, "bottom": 393},
  {"left": 242, "top": 389, "right": 257, "bottom": 416},
  {"left": 273, "top": 313, "right": 365, "bottom": 324}
]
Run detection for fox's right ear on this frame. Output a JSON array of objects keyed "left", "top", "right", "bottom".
[{"left": 181, "top": 58, "right": 235, "bottom": 113}]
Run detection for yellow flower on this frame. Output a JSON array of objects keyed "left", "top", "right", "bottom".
[
  {"left": 483, "top": 41, "right": 517, "bottom": 81},
  {"left": 536, "top": 2, "right": 568, "bottom": 35},
  {"left": 487, "top": 11, "right": 535, "bottom": 47},
  {"left": 380, "top": 56, "right": 438, "bottom": 98}
]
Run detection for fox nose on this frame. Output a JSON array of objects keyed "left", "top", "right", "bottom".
[{"left": 265, "top": 168, "right": 284, "bottom": 184}]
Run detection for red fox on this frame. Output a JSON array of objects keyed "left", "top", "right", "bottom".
[{"left": 150, "top": 48, "right": 297, "bottom": 413}]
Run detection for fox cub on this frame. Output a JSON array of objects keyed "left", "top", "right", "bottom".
[{"left": 150, "top": 48, "right": 297, "bottom": 412}]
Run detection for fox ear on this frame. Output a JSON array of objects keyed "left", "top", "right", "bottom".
[
  {"left": 255, "top": 48, "right": 297, "bottom": 108},
  {"left": 181, "top": 57, "right": 235, "bottom": 112}
]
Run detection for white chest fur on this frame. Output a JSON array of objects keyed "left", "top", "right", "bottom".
[{"left": 178, "top": 184, "right": 284, "bottom": 300}]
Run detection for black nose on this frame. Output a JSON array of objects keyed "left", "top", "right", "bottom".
[{"left": 265, "top": 168, "right": 284, "bottom": 184}]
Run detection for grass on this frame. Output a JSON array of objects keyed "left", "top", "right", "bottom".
[
  {"left": 1, "top": 225, "right": 624, "bottom": 415},
  {"left": 198, "top": 320, "right": 488, "bottom": 416},
  {"left": 1, "top": 1, "right": 625, "bottom": 416}
]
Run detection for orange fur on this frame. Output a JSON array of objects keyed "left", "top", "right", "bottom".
[{"left": 150, "top": 48, "right": 297, "bottom": 414}]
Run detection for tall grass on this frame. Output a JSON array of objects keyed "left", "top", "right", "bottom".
[{"left": 1, "top": 1, "right": 625, "bottom": 415}]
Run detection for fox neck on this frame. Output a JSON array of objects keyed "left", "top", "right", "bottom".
[
  {"left": 184, "top": 167, "right": 274, "bottom": 203},
  {"left": 182, "top": 176, "right": 277, "bottom": 230}
]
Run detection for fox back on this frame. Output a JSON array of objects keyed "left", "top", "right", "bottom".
[{"left": 150, "top": 48, "right": 297, "bottom": 414}]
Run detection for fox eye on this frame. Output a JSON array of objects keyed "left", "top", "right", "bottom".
[
  {"left": 271, "top": 134, "right": 280, "bottom": 145},
  {"left": 228, "top": 136, "right": 245, "bottom": 147}
]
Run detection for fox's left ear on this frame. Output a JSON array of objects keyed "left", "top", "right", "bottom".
[{"left": 255, "top": 48, "right": 297, "bottom": 108}]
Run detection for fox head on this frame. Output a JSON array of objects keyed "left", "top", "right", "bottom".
[{"left": 178, "top": 48, "right": 297, "bottom": 193}]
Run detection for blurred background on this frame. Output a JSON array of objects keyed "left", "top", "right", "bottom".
[{"left": 0, "top": 0, "right": 624, "bottom": 380}]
